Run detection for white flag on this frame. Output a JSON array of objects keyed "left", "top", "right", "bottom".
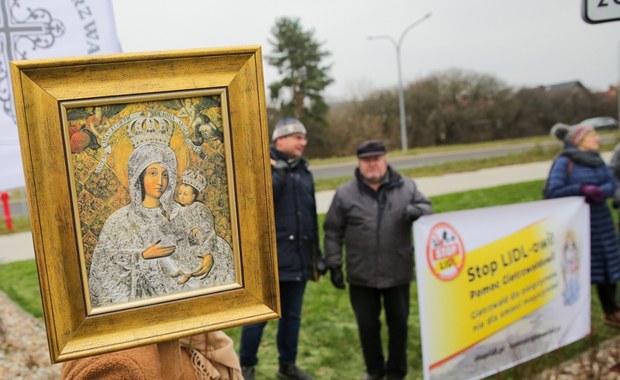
[{"left": 0, "top": 0, "right": 121, "bottom": 191}]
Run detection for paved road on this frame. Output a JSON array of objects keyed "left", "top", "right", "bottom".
[
  {"left": 0, "top": 231, "right": 34, "bottom": 264},
  {"left": 311, "top": 135, "right": 616, "bottom": 179},
  {"left": 311, "top": 141, "right": 556, "bottom": 179}
]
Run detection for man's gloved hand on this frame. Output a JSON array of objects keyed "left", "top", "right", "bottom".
[
  {"left": 330, "top": 266, "right": 345, "bottom": 289},
  {"left": 581, "top": 184, "right": 605, "bottom": 204},
  {"left": 316, "top": 256, "right": 328, "bottom": 276},
  {"left": 405, "top": 204, "right": 423, "bottom": 221}
]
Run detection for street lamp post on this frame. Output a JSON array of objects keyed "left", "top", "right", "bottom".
[{"left": 368, "top": 12, "right": 432, "bottom": 152}]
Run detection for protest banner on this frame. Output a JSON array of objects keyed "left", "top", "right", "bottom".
[{"left": 414, "top": 197, "right": 590, "bottom": 380}]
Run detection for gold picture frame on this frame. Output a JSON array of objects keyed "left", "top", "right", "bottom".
[{"left": 10, "top": 46, "right": 279, "bottom": 363}]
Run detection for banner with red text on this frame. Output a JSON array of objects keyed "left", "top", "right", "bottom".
[
  {"left": 0, "top": 0, "right": 121, "bottom": 191},
  {"left": 414, "top": 197, "right": 590, "bottom": 380}
]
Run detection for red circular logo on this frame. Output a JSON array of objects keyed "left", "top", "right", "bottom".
[{"left": 426, "top": 222, "right": 466, "bottom": 281}]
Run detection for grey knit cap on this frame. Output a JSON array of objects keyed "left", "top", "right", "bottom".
[{"left": 272, "top": 117, "right": 307, "bottom": 141}]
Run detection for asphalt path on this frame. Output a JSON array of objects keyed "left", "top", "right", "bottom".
[{"left": 311, "top": 136, "right": 616, "bottom": 179}]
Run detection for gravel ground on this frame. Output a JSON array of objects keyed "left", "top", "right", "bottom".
[
  {"left": 531, "top": 336, "right": 620, "bottom": 380},
  {"left": 0, "top": 292, "right": 61, "bottom": 379},
  {"left": 2, "top": 289, "right": 620, "bottom": 380},
  {"left": 531, "top": 338, "right": 620, "bottom": 380}
]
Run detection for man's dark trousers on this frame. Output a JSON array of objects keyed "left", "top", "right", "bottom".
[
  {"left": 349, "top": 283, "right": 410, "bottom": 379},
  {"left": 240, "top": 281, "right": 307, "bottom": 366}
]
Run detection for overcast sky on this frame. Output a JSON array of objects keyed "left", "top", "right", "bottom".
[{"left": 112, "top": 0, "right": 619, "bottom": 101}]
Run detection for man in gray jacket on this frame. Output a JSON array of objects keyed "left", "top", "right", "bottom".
[{"left": 323, "top": 140, "right": 432, "bottom": 380}]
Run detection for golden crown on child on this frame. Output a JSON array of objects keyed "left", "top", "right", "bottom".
[
  {"left": 181, "top": 169, "right": 207, "bottom": 193},
  {"left": 127, "top": 113, "right": 174, "bottom": 148}
]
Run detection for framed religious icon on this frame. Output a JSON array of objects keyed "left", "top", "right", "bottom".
[{"left": 10, "top": 46, "right": 279, "bottom": 363}]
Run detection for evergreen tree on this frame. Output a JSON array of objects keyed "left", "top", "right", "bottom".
[{"left": 267, "top": 17, "right": 333, "bottom": 156}]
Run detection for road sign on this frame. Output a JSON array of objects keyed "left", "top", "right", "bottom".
[{"left": 582, "top": 0, "right": 620, "bottom": 24}]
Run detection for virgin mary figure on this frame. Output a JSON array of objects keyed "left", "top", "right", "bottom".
[{"left": 89, "top": 114, "right": 186, "bottom": 307}]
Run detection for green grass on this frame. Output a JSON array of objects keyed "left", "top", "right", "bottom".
[
  {"left": 431, "top": 179, "right": 546, "bottom": 213},
  {"left": 0, "top": 216, "right": 32, "bottom": 234},
  {"left": 0, "top": 259, "right": 43, "bottom": 318}
]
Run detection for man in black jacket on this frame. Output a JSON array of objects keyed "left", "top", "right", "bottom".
[
  {"left": 324, "top": 140, "right": 433, "bottom": 380},
  {"left": 240, "top": 117, "right": 320, "bottom": 380}
]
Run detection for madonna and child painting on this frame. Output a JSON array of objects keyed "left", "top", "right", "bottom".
[{"left": 66, "top": 94, "right": 237, "bottom": 309}]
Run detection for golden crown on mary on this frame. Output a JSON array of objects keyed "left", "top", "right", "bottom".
[{"left": 127, "top": 112, "right": 174, "bottom": 148}]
